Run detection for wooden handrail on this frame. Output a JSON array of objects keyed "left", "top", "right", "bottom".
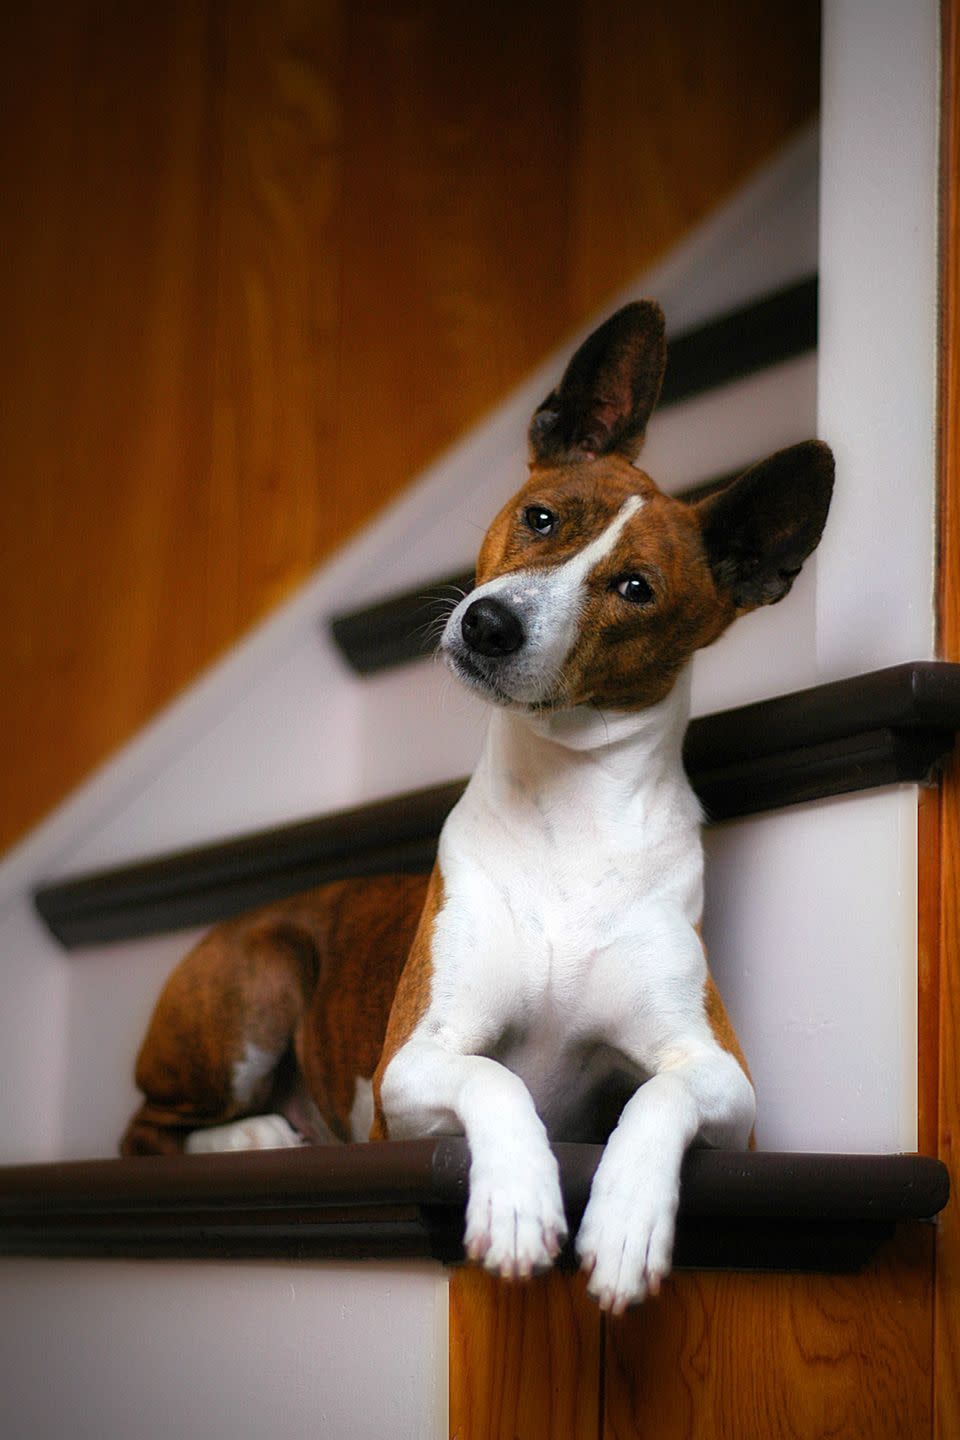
[
  {"left": 34, "top": 663, "right": 960, "bottom": 947},
  {"left": 0, "top": 1141, "right": 947, "bottom": 1272}
]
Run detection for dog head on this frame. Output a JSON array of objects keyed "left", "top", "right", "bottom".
[{"left": 441, "top": 301, "right": 833, "bottom": 712}]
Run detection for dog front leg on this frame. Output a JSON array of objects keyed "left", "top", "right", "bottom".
[
  {"left": 380, "top": 1039, "right": 568, "bottom": 1277},
  {"left": 576, "top": 1049, "right": 755, "bottom": 1313}
]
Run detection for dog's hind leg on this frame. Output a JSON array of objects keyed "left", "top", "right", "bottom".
[{"left": 120, "top": 917, "right": 319, "bottom": 1156}]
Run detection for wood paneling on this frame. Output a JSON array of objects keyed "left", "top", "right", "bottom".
[
  {"left": 604, "top": 1228, "right": 934, "bottom": 1440},
  {"left": 934, "top": 4, "right": 960, "bottom": 1436},
  {"left": 449, "top": 1267, "right": 602, "bottom": 1440},
  {"left": 206, "top": 1, "right": 345, "bottom": 637},
  {"left": 570, "top": 2, "right": 821, "bottom": 315},
  {"left": 0, "top": 1, "right": 224, "bottom": 848},
  {"left": 0, "top": 0, "right": 819, "bottom": 855},
  {"left": 335, "top": 0, "right": 577, "bottom": 536},
  {"left": 448, "top": 1228, "right": 934, "bottom": 1440}
]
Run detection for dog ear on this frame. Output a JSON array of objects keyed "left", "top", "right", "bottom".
[
  {"left": 529, "top": 301, "right": 666, "bottom": 465},
  {"left": 695, "top": 441, "right": 834, "bottom": 609}
]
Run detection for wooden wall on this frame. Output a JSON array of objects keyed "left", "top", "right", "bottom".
[
  {"left": 934, "top": 7, "right": 960, "bottom": 1436},
  {"left": 0, "top": 1, "right": 819, "bottom": 852}
]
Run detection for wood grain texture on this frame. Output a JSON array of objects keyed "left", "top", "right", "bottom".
[
  {"left": 604, "top": 1227, "right": 934, "bottom": 1440},
  {"left": 934, "top": 3, "right": 960, "bottom": 1434},
  {"left": 0, "top": 0, "right": 819, "bottom": 855},
  {"left": 206, "top": 0, "right": 345, "bottom": 639},
  {"left": 334, "top": 0, "right": 578, "bottom": 537},
  {"left": 0, "top": 1, "right": 224, "bottom": 848},
  {"left": 570, "top": 1, "right": 820, "bottom": 315},
  {"left": 449, "top": 1267, "right": 602, "bottom": 1440}
]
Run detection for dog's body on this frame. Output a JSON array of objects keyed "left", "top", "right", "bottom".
[{"left": 123, "top": 302, "right": 833, "bottom": 1311}]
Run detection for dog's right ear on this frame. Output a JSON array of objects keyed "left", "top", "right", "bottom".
[
  {"left": 529, "top": 301, "right": 666, "bottom": 466},
  {"left": 694, "top": 441, "right": 835, "bottom": 612}
]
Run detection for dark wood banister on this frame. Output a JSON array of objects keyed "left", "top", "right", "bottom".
[
  {"left": 33, "top": 662, "right": 960, "bottom": 948},
  {"left": 0, "top": 1141, "right": 948, "bottom": 1272}
]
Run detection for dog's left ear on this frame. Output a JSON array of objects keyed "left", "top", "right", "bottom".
[
  {"left": 529, "top": 301, "right": 666, "bottom": 465},
  {"left": 695, "top": 441, "right": 834, "bottom": 609}
]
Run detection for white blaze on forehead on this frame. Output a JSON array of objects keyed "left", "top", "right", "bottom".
[
  {"left": 532, "top": 494, "right": 645, "bottom": 674},
  {"left": 448, "top": 493, "right": 645, "bottom": 705},
  {"left": 567, "top": 493, "right": 645, "bottom": 579},
  {"left": 483, "top": 493, "right": 645, "bottom": 603}
]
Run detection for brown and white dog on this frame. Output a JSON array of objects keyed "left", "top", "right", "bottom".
[{"left": 123, "top": 302, "right": 833, "bottom": 1312}]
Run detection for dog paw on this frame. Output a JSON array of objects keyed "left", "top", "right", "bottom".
[
  {"left": 185, "top": 1114, "right": 305, "bottom": 1154},
  {"left": 575, "top": 1179, "right": 677, "bottom": 1314},
  {"left": 464, "top": 1149, "right": 567, "bottom": 1280}
]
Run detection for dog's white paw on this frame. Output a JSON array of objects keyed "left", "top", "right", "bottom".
[
  {"left": 464, "top": 1148, "right": 567, "bottom": 1280},
  {"left": 185, "top": 1114, "right": 305, "bottom": 1154},
  {"left": 576, "top": 1170, "right": 678, "bottom": 1314}
]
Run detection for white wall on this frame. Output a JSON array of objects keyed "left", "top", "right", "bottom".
[
  {"left": 817, "top": 0, "right": 940, "bottom": 678},
  {"left": 0, "top": 1260, "right": 448, "bottom": 1440},
  {"left": 0, "top": 904, "right": 69, "bottom": 1161},
  {"left": 704, "top": 786, "right": 918, "bottom": 1154}
]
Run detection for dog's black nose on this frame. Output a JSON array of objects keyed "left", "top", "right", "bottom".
[{"left": 461, "top": 597, "right": 524, "bottom": 657}]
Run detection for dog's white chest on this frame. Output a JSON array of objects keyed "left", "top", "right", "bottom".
[
  {"left": 424, "top": 704, "right": 707, "bottom": 1104},
  {"left": 430, "top": 808, "right": 699, "bottom": 1135},
  {"left": 446, "top": 707, "right": 700, "bottom": 937}
]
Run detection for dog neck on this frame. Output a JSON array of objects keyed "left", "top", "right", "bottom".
[{"left": 471, "top": 666, "right": 695, "bottom": 822}]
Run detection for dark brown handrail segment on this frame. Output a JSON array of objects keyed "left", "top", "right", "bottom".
[
  {"left": 0, "top": 1142, "right": 947, "bottom": 1272},
  {"left": 34, "top": 663, "right": 960, "bottom": 947}
]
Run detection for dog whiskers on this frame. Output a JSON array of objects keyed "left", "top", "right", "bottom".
[{"left": 413, "top": 588, "right": 465, "bottom": 655}]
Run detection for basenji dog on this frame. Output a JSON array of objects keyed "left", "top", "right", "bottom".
[{"left": 123, "top": 301, "right": 833, "bottom": 1312}]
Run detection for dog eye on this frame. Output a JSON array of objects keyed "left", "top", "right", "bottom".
[
  {"left": 523, "top": 505, "right": 558, "bottom": 536},
  {"left": 613, "top": 574, "right": 654, "bottom": 605}
]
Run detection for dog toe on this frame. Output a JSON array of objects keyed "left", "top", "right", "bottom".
[{"left": 465, "top": 1153, "right": 567, "bottom": 1280}]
